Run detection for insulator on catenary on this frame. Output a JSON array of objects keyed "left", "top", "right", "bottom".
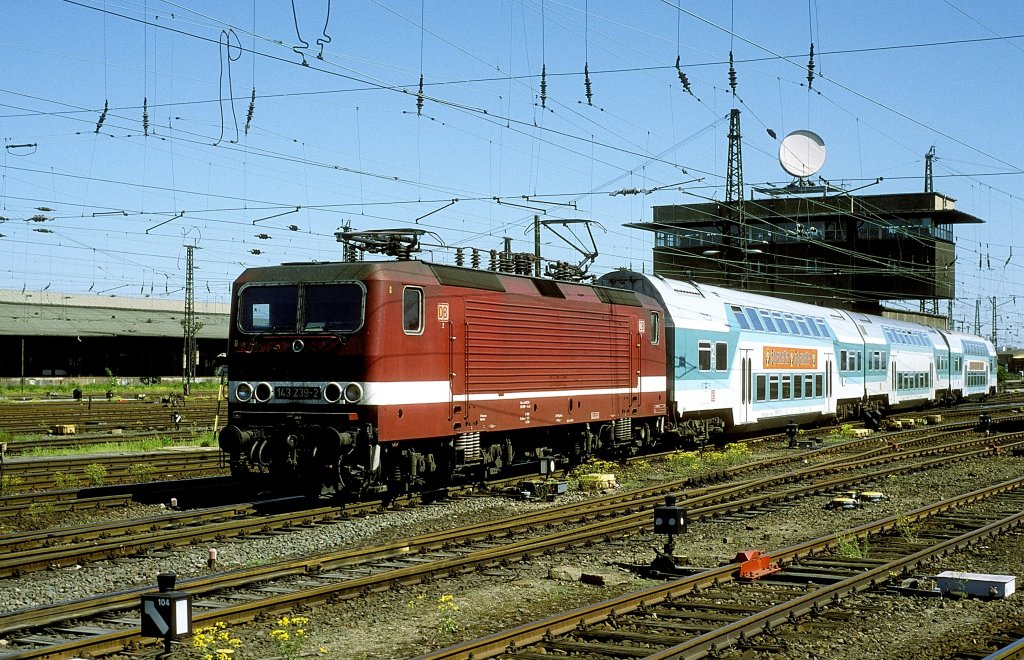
[
  {"left": 514, "top": 253, "right": 533, "bottom": 275},
  {"left": 584, "top": 62, "right": 593, "bottom": 105},
  {"left": 675, "top": 55, "right": 693, "bottom": 96},
  {"left": 728, "top": 51, "right": 737, "bottom": 94},
  {"left": 471, "top": 248, "right": 481, "bottom": 269},
  {"left": 540, "top": 64, "right": 548, "bottom": 109},
  {"left": 417, "top": 74, "right": 424, "bottom": 116},
  {"left": 143, "top": 97, "right": 150, "bottom": 136},
  {"left": 245, "top": 87, "right": 256, "bottom": 135},
  {"left": 455, "top": 247, "right": 464, "bottom": 267},
  {"left": 95, "top": 100, "right": 109, "bottom": 133},
  {"left": 488, "top": 249, "right": 498, "bottom": 271},
  {"left": 807, "top": 43, "right": 815, "bottom": 89}
]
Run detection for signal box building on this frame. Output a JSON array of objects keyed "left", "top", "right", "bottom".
[{"left": 629, "top": 192, "right": 983, "bottom": 317}]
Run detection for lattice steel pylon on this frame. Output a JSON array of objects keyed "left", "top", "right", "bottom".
[
  {"left": 726, "top": 108, "right": 743, "bottom": 205},
  {"left": 183, "top": 244, "right": 200, "bottom": 396},
  {"left": 725, "top": 108, "right": 747, "bottom": 287}
]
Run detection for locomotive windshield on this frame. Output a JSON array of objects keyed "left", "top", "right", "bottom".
[
  {"left": 304, "top": 283, "right": 363, "bottom": 332},
  {"left": 238, "top": 282, "right": 363, "bottom": 334}
]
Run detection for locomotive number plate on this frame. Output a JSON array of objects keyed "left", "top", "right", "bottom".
[{"left": 275, "top": 386, "right": 321, "bottom": 400}]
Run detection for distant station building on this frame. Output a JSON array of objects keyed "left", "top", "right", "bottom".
[
  {"left": 628, "top": 191, "right": 983, "bottom": 323},
  {"left": 0, "top": 290, "right": 228, "bottom": 379}
]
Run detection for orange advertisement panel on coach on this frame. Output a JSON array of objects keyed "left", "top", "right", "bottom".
[{"left": 763, "top": 346, "right": 818, "bottom": 370}]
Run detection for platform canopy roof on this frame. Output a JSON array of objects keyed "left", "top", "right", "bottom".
[{"left": 0, "top": 289, "right": 229, "bottom": 338}]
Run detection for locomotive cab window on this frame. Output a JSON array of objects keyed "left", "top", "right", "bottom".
[
  {"left": 239, "top": 285, "right": 297, "bottom": 333},
  {"left": 649, "top": 312, "right": 661, "bottom": 344},
  {"left": 304, "top": 283, "right": 364, "bottom": 332},
  {"left": 403, "top": 287, "right": 424, "bottom": 334}
]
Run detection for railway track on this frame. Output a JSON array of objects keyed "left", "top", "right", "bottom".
[
  {"left": 1, "top": 421, "right": 1017, "bottom": 576},
  {"left": 417, "top": 479, "right": 1024, "bottom": 660},
  {"left": 2, "top": 428, "right": 1022, "bottom": 658},
  {"left": 2, "top": 448, "right": 227, "bottom": 492},
  {"left": 0, "top": 399, "right": 222, "bottom": 437},
  {"left": 0, "top": 475, "right": 253, "bottom": 519}
]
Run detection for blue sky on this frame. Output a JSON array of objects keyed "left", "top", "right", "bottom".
[{"left": 2, "top": 1, "right": 1023, "bottom": 345}]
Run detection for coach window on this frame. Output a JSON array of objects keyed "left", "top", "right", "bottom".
[
  {"left": 731, "top": 306, "right": 750, "bottom": 330},
  {"left": 715, "top": 342, "right": 728, "bottom": 371},
  {"left": 403, "top": 287, "right": 424, "bottom": 334},
  {"left": 783, "top": 314, "right": 800, "bottom": 334},
  {"left": 698, "top": 341, "right": 712, "bottom": 371},
  {"left": 814, "top": 374, "right": 824, "bottom": 397},
  {"left": 772, "top": 312, "right": 790, "bottom": 334},
  {"left": 781, "top": 375, "right": 792, "bottom": 399},
  {"left": 649, "top": 312, "right": 661, "bottom": 344},
  {"left": 745, "top": 308, "right": 764, "bottom": 331},
  {"left": 756, "top": 375, "right": 767, "bottom": 401},
  {"left": 769, "top": 375, "right": 780, "bottom": 400}
]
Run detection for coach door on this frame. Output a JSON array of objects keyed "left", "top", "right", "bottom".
[
  {"left": 440, "top": 300, "right": 468, "bottom": 427},
  {"left": 630, "top": 314, "right": 643, "bottom": 406},
  {"left": 739, "top": 348, "right": 753, "bottom": 424},
  {"left": 825, "top": 352, "right": 835, "bottom": 414}
]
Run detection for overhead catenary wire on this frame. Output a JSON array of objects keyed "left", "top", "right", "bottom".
[{"left": 2, "top": 2, "right": 1015, "bottom": 331}]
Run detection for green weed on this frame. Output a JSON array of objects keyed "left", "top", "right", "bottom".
[
  {"left": 83, "top": 463, "right": 107, "bottom": 486},
  {"left": 835, "top": 532, "right": 869, "bottom": 559},
  {"left": 53, "top": 471, "right": 80, "bottom": 490}
]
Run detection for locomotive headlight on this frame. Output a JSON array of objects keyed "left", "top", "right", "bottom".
[
  {"left": 343, "top": 382, "right": 364, "bottom": 404},
  {"left": 235, "top": 382, "right": 254, "bottom": 402},
  {"left": 254, "top": 381, "right": 274, "bottom": 402},
  {"left": 323, "top": 382, "right": 343, "bottom": 403}
]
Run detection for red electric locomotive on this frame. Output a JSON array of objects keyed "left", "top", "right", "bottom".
[{"left": 218, "top": 246, "right": 667, "bottom": 499}]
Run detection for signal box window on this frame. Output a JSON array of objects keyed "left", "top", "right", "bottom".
[{"left": 404, "top": 287, "right": 424, "bottom": 334}]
